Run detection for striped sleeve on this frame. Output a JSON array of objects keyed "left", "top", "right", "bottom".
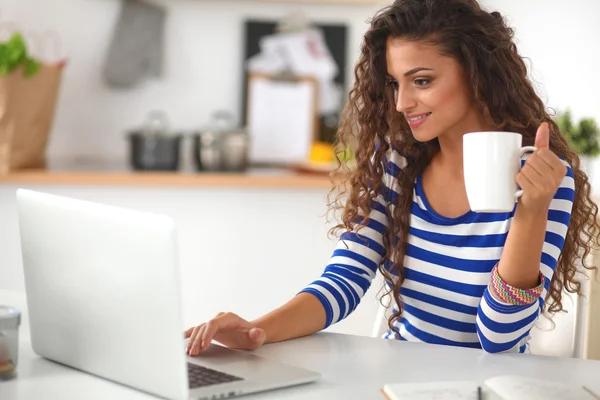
[
  {"left": 475, "top": 163, "right": 575, "bottom": 353},
  {"left": 299, "top": 150, "right": 399, "bottom": 328}
]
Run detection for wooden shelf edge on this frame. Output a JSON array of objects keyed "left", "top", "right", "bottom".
[{"left": 0, "top": 170, "right": 333, "bottom": 189}]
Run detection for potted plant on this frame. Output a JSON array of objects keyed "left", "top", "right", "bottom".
[{"left": 554, "top": 109, "right": 600, "bottom": 179}]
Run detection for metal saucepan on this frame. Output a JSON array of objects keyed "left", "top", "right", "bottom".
[
  {"left": 128, "top": 110, "right": 182, "bottom": 171},
  {"left": 192, "top": 111, "right": 249, "bottom": 172}
]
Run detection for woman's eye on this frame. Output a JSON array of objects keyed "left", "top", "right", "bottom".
[{"left": 415, "top": 78, "right": 431, "bottom": 87}]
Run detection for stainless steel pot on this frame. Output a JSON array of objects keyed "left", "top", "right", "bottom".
[
  {"left": 193, "top": 112, "right": 249, "bottom": 172},
  {"left": 221, "top": 130, "right": 249, "bottom": 171},
  {"left": 193, "top": 130, "right": 222, "bottom": 172}
]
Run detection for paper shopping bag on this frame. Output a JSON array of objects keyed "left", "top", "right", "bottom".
[{"left": 0, "top": 61, "right": 64, "bottom": 174}]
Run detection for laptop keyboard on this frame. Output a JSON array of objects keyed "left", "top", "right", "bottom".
[{"left": 187, "top": 363, "right": 244, "bottom": 389}]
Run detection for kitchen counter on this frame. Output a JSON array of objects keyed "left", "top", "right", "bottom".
[{"left": 0, "top": 162, "right": 332, "bottom": 189}]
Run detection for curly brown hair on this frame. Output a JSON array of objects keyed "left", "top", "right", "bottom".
[{"left": 328, "top": 0, "right": 600, "bottom": 336}]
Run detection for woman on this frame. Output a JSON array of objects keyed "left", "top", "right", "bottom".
[{"left": 185, "top": 0, "right": 599, "bottom": 354}]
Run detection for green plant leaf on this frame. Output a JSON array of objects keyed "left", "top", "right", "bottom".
[
  {"left": 24, "top": 57, "right": 40, "bottom": 77},
  {"left": 0, "top": 32, "right": 41, "bottom": 77},
  {"left": 555, "top": 110, "right": 600, "bottom": 157},
  {"left": 555, "top": 109, "right": 574, "bottom": 135},
  {"left": 7, "top": 33, "right": 26, "bottom": 66}
]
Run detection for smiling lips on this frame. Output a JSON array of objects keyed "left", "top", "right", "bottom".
[{"left": 406, "top": 112, "right": 431, "bottom": 128}]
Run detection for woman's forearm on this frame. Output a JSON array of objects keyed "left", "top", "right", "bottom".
[
  {"left": 497, "top": 205, "right": 548, "bottom": 289},
  {"left": 251, "top": 293, "right": 327, "bottom": 344}
]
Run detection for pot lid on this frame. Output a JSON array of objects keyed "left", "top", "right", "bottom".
[
  {"left": 140, "top": 110, "right": 172, "bottom": 136},
  {"left": 200, "top": 111, "right": 246, "bottom": 135}
]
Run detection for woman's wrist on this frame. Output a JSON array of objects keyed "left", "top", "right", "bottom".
[
  {"left": 489, "top": 263, "right": 545, "bottom": 305},
  {"left": 514, "top": 203, "right": 549, "bottom": 224}
]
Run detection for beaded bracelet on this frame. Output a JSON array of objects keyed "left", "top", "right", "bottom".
[{"left": 489, "top": 263, "right": 545, "bottom": 306}]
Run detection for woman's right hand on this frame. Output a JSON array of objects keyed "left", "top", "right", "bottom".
[{"left": 184, "top": 312, "right": 267, "bottom": 356}]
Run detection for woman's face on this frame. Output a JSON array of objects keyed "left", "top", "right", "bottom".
[{"left": 385, "top": 38, "right": 484, "bottom": 143}]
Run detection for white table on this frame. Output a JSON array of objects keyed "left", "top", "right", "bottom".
[{"left": 2, "top": 289, "right": 600, "bottom": 400}]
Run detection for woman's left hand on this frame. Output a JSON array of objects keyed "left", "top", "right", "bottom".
[{"left": 515, "top": 122, "right": 567, "bottom": 214}]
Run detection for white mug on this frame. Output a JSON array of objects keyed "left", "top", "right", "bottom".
[{"left": 463, "top": 131, "right": 537, "bottom": 213}]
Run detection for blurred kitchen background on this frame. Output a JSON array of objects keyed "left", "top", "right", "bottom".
[
  {"left": 0, "top": 0, "right": 599, "bottom": 361},
  {"left": 0, "top": 0, "right": 385, "bottom": 173}
]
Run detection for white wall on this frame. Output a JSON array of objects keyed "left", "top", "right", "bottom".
[{"left": 479, "top": 0, "right": 600, "bottom": 121}]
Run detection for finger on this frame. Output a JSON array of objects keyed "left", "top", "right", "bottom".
[
  {"left": 535, "top": 149, "right": 568, "bottom": 177},
  {"left": 520, "top": 163, "right": 545, "bottom": 191},
  {"left": 202, "top": 313, "right": 243, "bottom": 350},
  {"left": 190, "top": 324, "right": 208, "bottom": 356},
  {"left": 186, "top": 325, "right": 202, "bottom": 353},
  {"left": 187, "top": 325, "right": 203, "bottom": 353},
  {"left": 535, "top": 122, "right": 550, "bottom": 149},
  {"left": 248, "top": 328, "right": 267, "bottom": 346},
  {"left": 533, "top": 148, "right": 561, "bottom": 170},
  {"left": 187, "top": 313, "right": 228, "bottom": 353},
  {"left": 528, "top": 151, "right": 568, "bottom": 190},
  {"left": 525, "top": 152, "right": 553, "bottom": 176},
  {"left": 516, "top": 169, "right": 536, "bottom": 194},
  {"left": 233, "top": 328, "right": 267, "bottom": 351},
  {"left": 184, "top": 327, "right": 194, "bottom": 339}
]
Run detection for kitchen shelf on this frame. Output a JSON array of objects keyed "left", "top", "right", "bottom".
[{"left": 0, "top": 168, "right": 332, "bottom": 189}]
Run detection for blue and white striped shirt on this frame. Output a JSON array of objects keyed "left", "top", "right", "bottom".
[{"left": 301, "top": 147, "right": 574, "bottom": 353}]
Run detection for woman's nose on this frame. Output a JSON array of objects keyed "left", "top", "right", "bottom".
[{"left": 395, "top": 87, "right": 417, "bottom": 113}]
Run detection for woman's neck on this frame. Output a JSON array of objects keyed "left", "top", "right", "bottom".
[{"left": 434, "top": 111, "right": 492, "bottom": 177}]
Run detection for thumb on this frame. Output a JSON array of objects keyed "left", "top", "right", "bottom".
[
  {"left": 535, "top": 122, "right": 550, "bottom": 149},
  {"left": 248, "top": 328, "right": 267, "bottom": 344}
]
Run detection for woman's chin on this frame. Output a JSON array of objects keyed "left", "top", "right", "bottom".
[{"left": 411, "top": 129, "right": 439, "bottom": 143}]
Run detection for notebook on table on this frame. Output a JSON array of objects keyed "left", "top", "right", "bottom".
[{"left": 381, "top": 375, "right": 600, "bottom": 400}]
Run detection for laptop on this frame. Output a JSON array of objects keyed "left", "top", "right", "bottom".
[{"left": 16, "top": 189, "right": 320, "bottom": 400}]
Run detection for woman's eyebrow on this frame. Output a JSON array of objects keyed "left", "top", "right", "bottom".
[{"left": 403, "top": 67, "right": 433, "bottom": 77}]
